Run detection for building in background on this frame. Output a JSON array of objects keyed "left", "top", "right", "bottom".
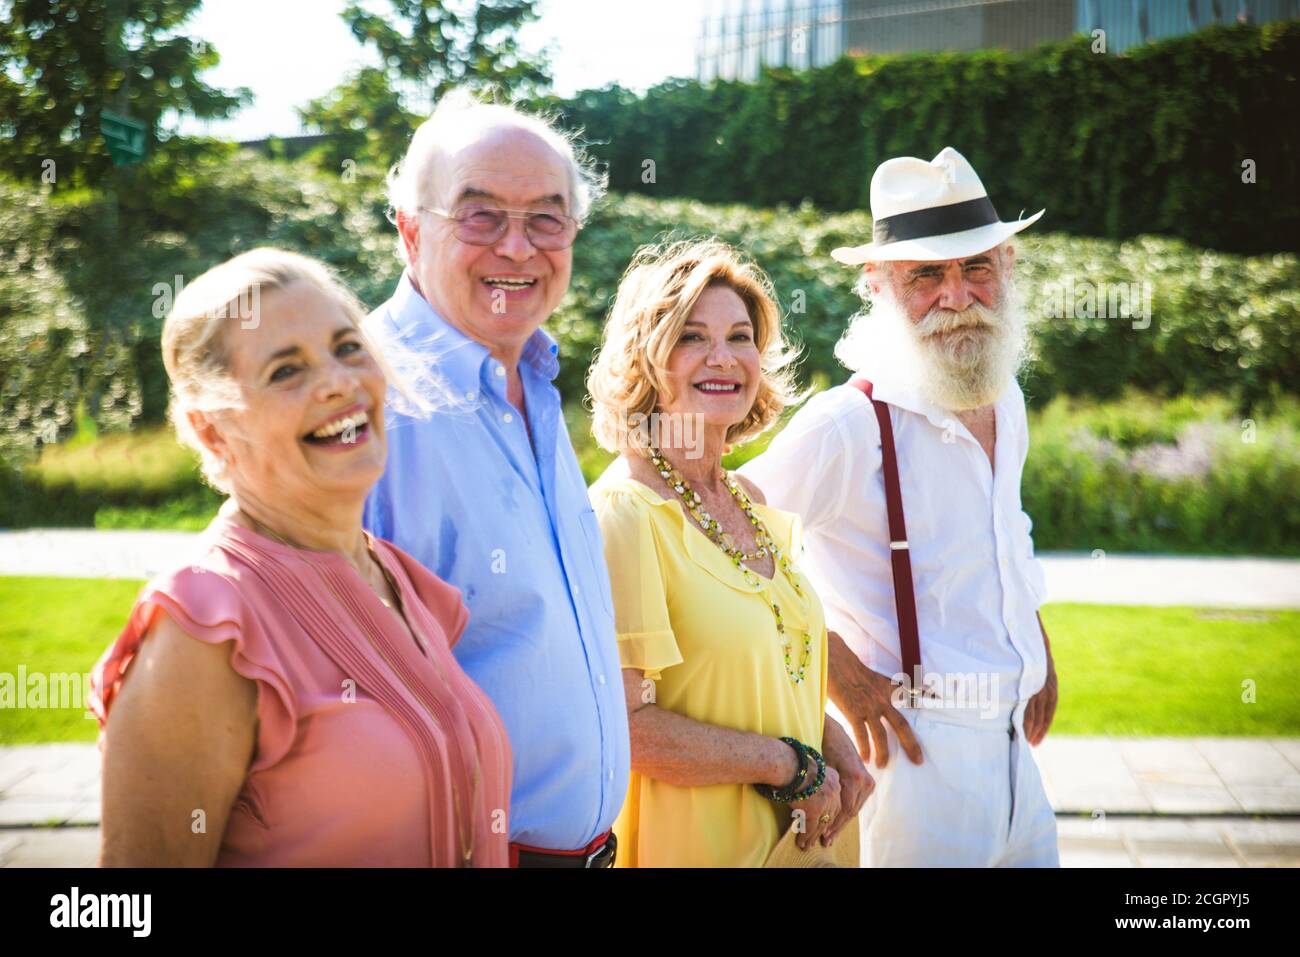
[{"left": 696, "top": 0, "right": 1300, "bottom": 80}]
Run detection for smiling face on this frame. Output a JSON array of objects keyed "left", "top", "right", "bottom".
[
  {"left": 656, "top": 283, "right": 762, "bottom": 434},
  {"left": 397, "top": 124, "right": 573, "bottom": 359},
  {"left": 194, "top": 280, "right": 389, "bottom": 510}
]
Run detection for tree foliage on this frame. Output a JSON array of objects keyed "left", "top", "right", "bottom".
[
  {"left": 0, "top": 0, "right": 248, "bottom": 185},
  {"left": 543, "top": 22, "right": 1300, "bottom": 254},
  {"left": 299, "top": 0, "right": 550, "bottom": 172}
]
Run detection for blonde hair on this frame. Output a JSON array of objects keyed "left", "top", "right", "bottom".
[
  {"left": 162, "top": 247, "right": 383, "bottom": 493},
  {"left": 587, "top": 238, "right": 803, "bottom": 456}
]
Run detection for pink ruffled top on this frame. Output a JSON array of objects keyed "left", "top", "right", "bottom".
[{"left": 89, "top": 510, "right": 512, "bottom": 867}]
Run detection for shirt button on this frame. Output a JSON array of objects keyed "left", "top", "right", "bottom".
[
  {"left": 495, "top": 364, "right": 506, "bottom": 377},
  {"left": 598, "top": 673, "right": 606, "bottom": 685},
  {"left": 608, "top": 769, "right": 614, "bottom": 781},
  {"left": 503, "top": 412, "right": 513, "bottom": 424},
  {"left": 465, "top": 390, "right": 476, "bottom": 401},
  {"left": 573, "top": 583, "right": 581, "bottom": 595}
]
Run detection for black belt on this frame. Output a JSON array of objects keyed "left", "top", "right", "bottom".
[{"left": 512, "top": 832, "right": 617, "bottom": 868}]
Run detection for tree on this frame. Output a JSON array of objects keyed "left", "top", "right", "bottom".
[
  {"left": 0, "top": 0, "right": 249, "bottom": 186},
  {"left": 299, "top": 0, "right": 551, "bottom": 171}
]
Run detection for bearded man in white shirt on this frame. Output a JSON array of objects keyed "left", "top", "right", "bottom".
[{"left": 741, "top": 147, "right": 1060, "bottom": 867}]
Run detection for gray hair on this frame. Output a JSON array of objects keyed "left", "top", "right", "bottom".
[{"left": 386, "top": 87, "right": 606, "bottom": 255}]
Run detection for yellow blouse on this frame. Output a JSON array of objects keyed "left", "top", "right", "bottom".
[{"left": 590, "top": 473, "right": 829, "bottom": 868}]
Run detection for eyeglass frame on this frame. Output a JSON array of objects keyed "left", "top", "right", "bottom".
[{"left": 418, "top": 203, "right": 582, "bottom": 250}]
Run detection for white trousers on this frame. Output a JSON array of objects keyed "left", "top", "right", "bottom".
[{"left": 838, "top": 698, "right": 1059, "bottom": 867}]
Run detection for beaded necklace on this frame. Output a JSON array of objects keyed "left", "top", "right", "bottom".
[{"left": 648, "top": 447, "right": 812, "bottom": 685}]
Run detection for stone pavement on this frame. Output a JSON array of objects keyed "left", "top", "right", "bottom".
[
  {"left": 2, "top": 737, "right": 1298, "bottom": 867},
  {"left": 3, "top": 530, "right": 1300, "bottom": 608}
]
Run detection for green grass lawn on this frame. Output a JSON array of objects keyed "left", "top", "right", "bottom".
[
  {"left": 0, "top": 576, "right": 146, "bottom": 744},
  {"left": 1040, "top": 603, "right": 1300, "bottom": 736},
  {"left": 1, "top": 579, "right": 1297, "bottom": 743}
]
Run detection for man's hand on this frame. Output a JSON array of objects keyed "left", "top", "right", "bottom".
[
  {"left": 1024, "top": 653, "right": 1058, "bottom": 746},
  {"left": 827, "top": 631, "right": 924, "bottom": 769},
  {"left": 819, "top": 714, "right": 873, "bottom": 845},
  {"left": 1024, "top": 613, "right": 1058, "bottom": 746}
]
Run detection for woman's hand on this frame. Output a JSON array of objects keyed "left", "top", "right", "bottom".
[
  {"left": 787, "top": 759, "right": 841, "bottom": 851},
  {"left": 819, "top": 714, "right": 873, "bottom": 845}
]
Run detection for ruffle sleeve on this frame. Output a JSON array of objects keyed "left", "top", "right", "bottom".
[
  {"left": 88, "top": 565, "right": 298, "bottom": 774},
  {"left": 591, "top": 487, "right": 684, "bottom": 681}
]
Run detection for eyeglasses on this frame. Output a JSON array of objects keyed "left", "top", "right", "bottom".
[{"left": 420, "top": 204, "right": 580, "bottom": 250}]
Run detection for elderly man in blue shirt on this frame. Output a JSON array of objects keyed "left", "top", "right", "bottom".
[{"left": 362, "top": 90, "right": 629, "bottom": 867}]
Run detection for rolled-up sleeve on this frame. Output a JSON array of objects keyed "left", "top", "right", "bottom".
[{"left": 592, "top": 491, "right": 682, "bottom": 681}]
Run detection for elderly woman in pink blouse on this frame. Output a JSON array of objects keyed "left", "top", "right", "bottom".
[{"left": 89, "top": 248, "right": 511, "bottom": 866}]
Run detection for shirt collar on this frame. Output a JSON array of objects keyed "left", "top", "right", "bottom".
[
  {"left": 855, "top": 364, "right": 1020, "bottom": 433},
  {"left": 386, "top": 270, "right": 561, "bottom": 389},
  {"left": 856, "top": 368, "right": 954, "bottom": 433},
  {"left": 595, "top": 474, "right": 800, "bottom": 596}
]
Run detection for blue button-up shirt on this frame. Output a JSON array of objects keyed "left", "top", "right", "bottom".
[{"left": 362, "top": 273, "right": 630, "bottom": 849}]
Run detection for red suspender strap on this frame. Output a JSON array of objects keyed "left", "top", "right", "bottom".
[{"left": 848, "top": 378, "right": 923, "bottom": 697}]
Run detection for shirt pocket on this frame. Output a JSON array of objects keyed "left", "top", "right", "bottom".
[{"left": 578, "top": 506, "right": 616, "bottom": 618}]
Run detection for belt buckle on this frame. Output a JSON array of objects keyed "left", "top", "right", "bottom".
[{"left": 584, "top": 834, "right": 616, "bottom": 868}]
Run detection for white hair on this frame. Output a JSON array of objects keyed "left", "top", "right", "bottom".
[
  {"left": 833, "top": 267, "right": 885, "bottom": 374},
  {"left": 385, "top": 87, "right": 606, "bottom": 256}
]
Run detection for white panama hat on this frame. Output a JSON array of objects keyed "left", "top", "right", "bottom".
[{"left": 831, "top": 146, "right": 1044, "bottom": 265}]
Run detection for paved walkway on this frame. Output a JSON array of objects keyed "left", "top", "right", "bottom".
[
  {"left": 3, "top": 532, "right": 1298, "bottom": 865},
  {"left": 3, "top": 529, "right": 1299, "bottom": 607},
  {"left": 1037, "top": 553, "right": 1300, "bottom": 609},
  {"left": 0, "top": 529, "right": 209, "bottom": 582},
  {"left": 3, "top": 738, "right": 1298, "bottom": 867}
]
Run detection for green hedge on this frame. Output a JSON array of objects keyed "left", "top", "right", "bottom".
[
  {"left": 6, "top": 391, "right": 1297, "bottom": 556},
  {"left": 3, "top": 158, "right": 1298, "bottom": 466},
  {"left": 0, "top": 143, "right": 402, "bottom": 464},
  {"left": 545, "top": 22, "right": 1300, "bottom": 255},
  {"left": 1019, "top": 392, "right": 1300, "bottom": 554},
  {"left": 557, "top": 195, "right": 1300, "bottom": 411}
]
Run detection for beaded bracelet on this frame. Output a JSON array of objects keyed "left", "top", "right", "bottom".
[
  {"left": 754, "top": 737, "right": 824, "bottom": 803},
  {"left": 752, "top": 737, "right": 804, "bottom": 802},
  {"left": 787, "top": 745, "right": 826, "bottom": 803}
]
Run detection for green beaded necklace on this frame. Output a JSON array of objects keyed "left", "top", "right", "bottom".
[{"left": 649, "top": 446, "right": 812, "bottom": 685}]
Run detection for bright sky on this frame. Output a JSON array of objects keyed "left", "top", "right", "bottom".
[{"left": 180, "top": 0, "right": 705, "bottom": 140}]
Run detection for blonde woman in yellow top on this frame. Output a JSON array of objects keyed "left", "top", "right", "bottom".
[{"left": 587, "top": 239, "right": 873, "bottom": 867}]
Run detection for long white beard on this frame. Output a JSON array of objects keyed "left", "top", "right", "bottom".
[{"left": 835, "top": 274, "right": 1029, "bottom": 412}]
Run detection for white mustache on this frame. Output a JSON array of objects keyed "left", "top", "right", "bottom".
[{"left": 915, "top": 302, "right": 1001, "bottom": 340}]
